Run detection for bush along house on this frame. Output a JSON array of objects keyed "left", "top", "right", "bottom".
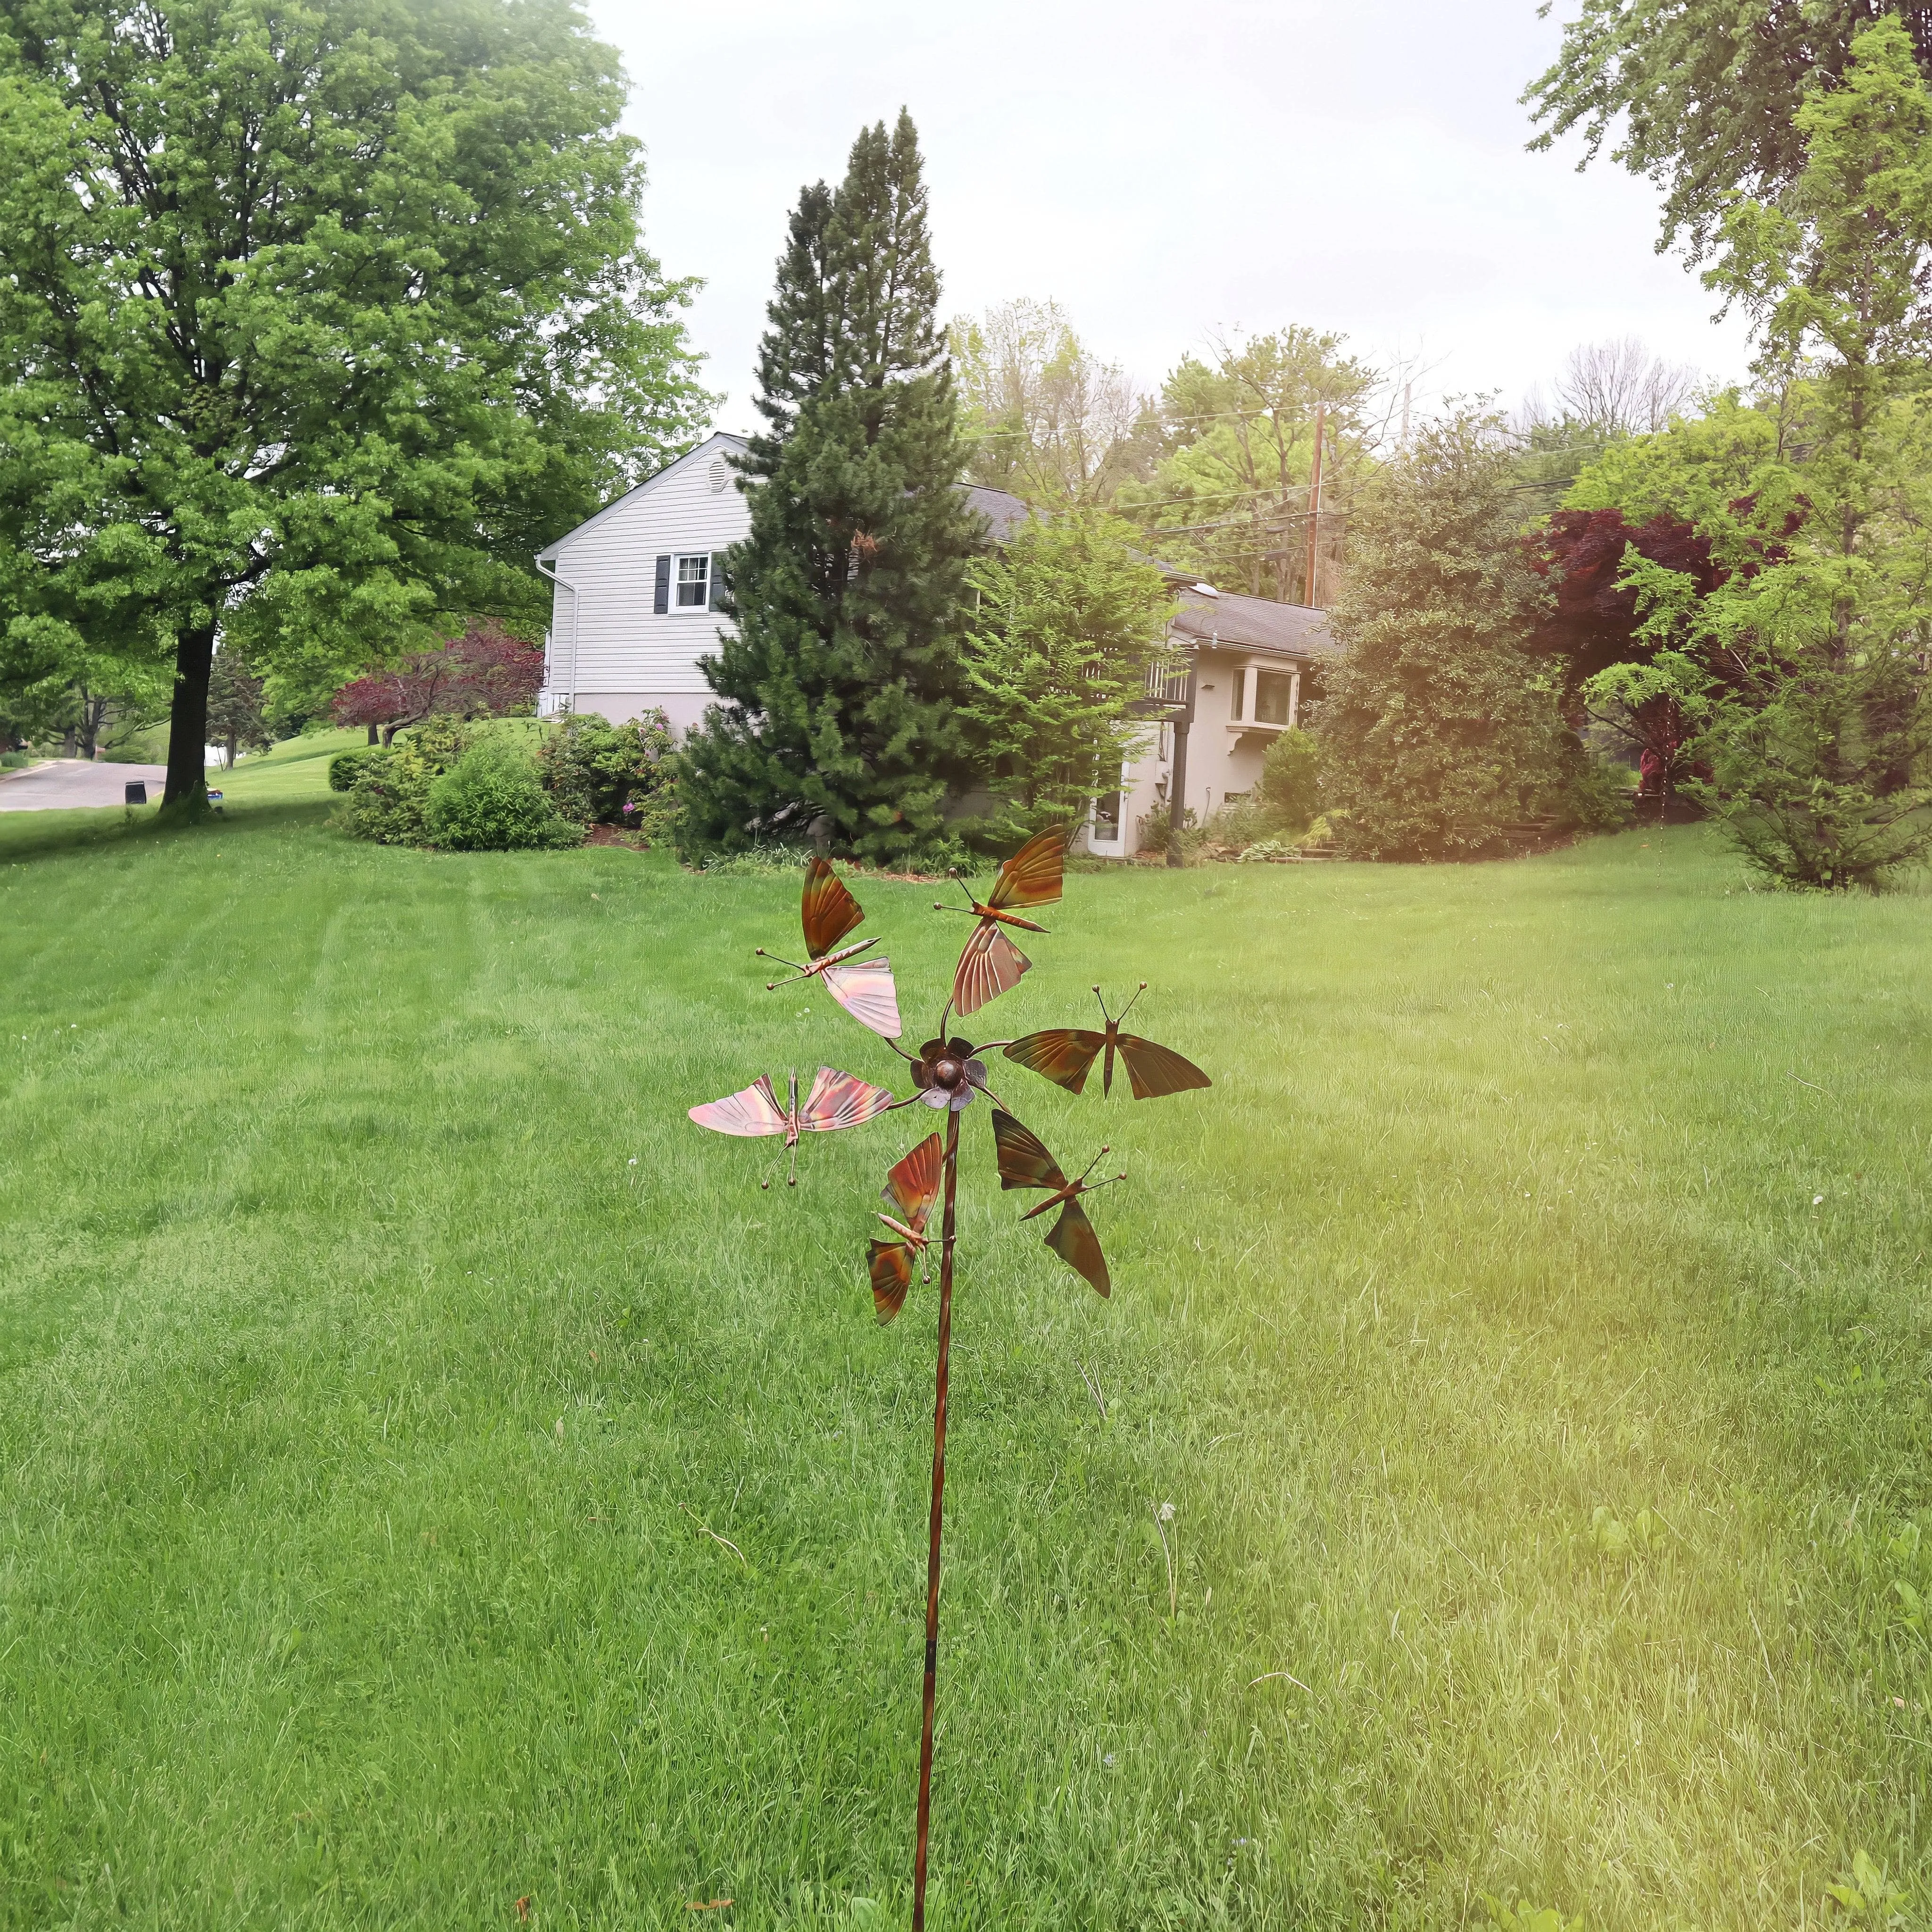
[{"left": 535, "top": 433, "right": 1332, "bottom": 856}]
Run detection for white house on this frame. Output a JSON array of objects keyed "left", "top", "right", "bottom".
[
  {"left": 535, "top": 432, "right": 1334, "bottom": 856},
  {"left": 535, "top": 431, "right": 752, "bottom": 736}
]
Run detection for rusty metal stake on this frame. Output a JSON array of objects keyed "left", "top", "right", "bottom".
[{"left": 912, "top": 1104, "right": 961, "bottom": 1932}]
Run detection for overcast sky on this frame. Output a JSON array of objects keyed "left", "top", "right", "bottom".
[{"left": 595, "top": 0, "right": 1756, "bottom": 434}]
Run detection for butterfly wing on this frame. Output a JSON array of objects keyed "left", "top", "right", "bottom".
[
  {"left": 1045, "top": 1197, "right": 1111, "bottom": 1298},
  {"left": 990, "top": 1108, "right": 1066, "bottom": 1192},
  {"left": 952, "top": 922, "right": 1031, "bottom": 1017},
  {"left": 823, "top": 957, "right": 902, "bottom": 1038},
  {"left": 1002, "top": 1029, "right": 1105, "bottom": 1095},
  {"left": 985, "top": 825, "right": 1067, "bottom": 911},
  {"left": 881, "top": 1132, "right": 944, "bottom": 1233},
  {"left": 800, "top": 855, "right": 866, "bottom": 959},
  {"left": 689, "top": 1074, "right": 790, "bottom": 1138},
  {"left": 798, "top": 1066, "right": 897, "bottom": 1133},
  {"left": 1116, "top": 1034, "right": 1213, "bottom": 1100},
  {"left": 869, "top": 1239, "right": 914, "bottom": 1323}
]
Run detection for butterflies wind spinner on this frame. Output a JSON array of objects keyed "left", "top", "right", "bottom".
[
  {"left": 758, "top": 854, "right": 902, "bottom": 1037},
  {"left": 870, "top": 1132, "right": 942, "bottom": 1321},
  {"left": 687, "top": 1066, "right": 896, "bottom": 1187},
  {"left": 1002, "top": 982, "right": 1211, "bottom": 1100},
  {"left": 989, "top": 1110, "right": 1124, "bottom": 1297},
  {"left": 935, "top": 824, "right": 1066, "bottom": 1017},
  {"left": 683, "top": 827, "right": 1211, "bottom": 1932}
]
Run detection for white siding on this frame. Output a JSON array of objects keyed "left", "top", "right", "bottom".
[{"left": 541, "top": 434, "right": 751, "bottom": 728}]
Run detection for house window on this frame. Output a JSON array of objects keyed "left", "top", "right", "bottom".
[
  {"left": 1158, "top": 721, "right": 1173, "bottom": 762},
  {"left": 1255, "top": 670, "right": 1294, "bottom": 725},
  {"left": 675, "top": 553, "right": 710, "bottom": 608},
  {"left": 1093, "top": 790, "right": 1123, "bottom": 844}
]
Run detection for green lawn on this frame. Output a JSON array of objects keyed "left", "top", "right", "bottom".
[
  {"left": 1, "top": 798, "right": 1928, "bottom": 1929},
  {"left": 210, "top": 727, "right": 372, "bottom": 806}
]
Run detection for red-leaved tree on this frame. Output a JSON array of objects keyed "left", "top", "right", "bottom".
[
  {"left": 1526, "top": 503, "right": 1799, "bottom": 805},
  {"left": 332, "top": 623, "right": 544, "bottom": 745}
]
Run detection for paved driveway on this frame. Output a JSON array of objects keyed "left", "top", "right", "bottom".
[{"left": 0, "top": 759, "right": 170, "bottom": 810}]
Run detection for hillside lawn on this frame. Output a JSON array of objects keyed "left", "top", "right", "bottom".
[{"left": 1, "top": 757, "right": 1929, "bottom": 1929}]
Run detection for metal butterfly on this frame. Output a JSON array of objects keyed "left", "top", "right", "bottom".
[
  {"left": 936, "top": 826, "right": 1066, "bottom": 1018},
  {"left": 1002, "top": 983, "right": 1211, "bottom": 1100},
  {"left": 689, "top": 1066, "right": 897, "bottom": 1187},
  {"left": 758, "top": 856, "right": 902, "bottom": 1038},
  {"left": 988, "top": 1108, "right": 1124, "bottom": 1298},
  {"left": 868, "top": 1133, "right": 944, "bottom": 1322}
]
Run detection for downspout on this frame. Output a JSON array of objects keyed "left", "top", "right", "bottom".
[{"left": 534, "top": 556, "right": 582, "bottom": 714}]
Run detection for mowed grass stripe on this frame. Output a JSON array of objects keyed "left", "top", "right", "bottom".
[{"left": 0, "top": 803, "right": 1927, "bottom": 1928}]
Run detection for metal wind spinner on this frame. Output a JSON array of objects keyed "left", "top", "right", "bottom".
[{"left": 688, "top": 828, "right": 1211, "bottom": 1928}]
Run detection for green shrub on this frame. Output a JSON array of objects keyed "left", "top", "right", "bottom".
[
  {"left": 336, "top": 748, "right": 424, "bottom": 844},
  {"left": 537, "top": 709, "right": 676, "bottom": 825},
  {"left": 908, "top": 832, "right": 975, "bottom": 876},
  {"left": 627, "top": 775, "right": 686, "bottom": 849},
  {"left": 1257, "top": 727, "right": 1322, "bottom": 833},
  {"left": 1200, "top": 795, "right": 1274, "bottom": 851},
  {"left": 336, "top": 717, "right": 470, "bottom": 845},
  {"left": 424, "top": 735, "right": 583, "bottom": 851},
  {"left": 1237, "top": 837, "right": 1303, "bottom": 863},
  {"left": 329, "top": 749, "right": 380, "bottom": 792},
  {"left": 699, "top": 842, "right": 815, "bottom": 876},
  {"left": 0, "top": 750, "right": 29, "bottom": 769},
  {"left": 1566, "top": 752, "right": 1636, "bottom": 832}
]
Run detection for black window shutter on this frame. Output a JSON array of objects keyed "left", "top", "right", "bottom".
[
  {"left": 653, "top": 554, "right": 671, "bottom": 614},
  {"left": 709, "top": 551, "right": 728, "bottom": 612}
]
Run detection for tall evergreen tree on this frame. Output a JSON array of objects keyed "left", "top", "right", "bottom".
[
  {"left": 1314, "top": 410, "right": 1579, "bottom": 859},
  {"left": 681, "top": 112, "right": 981, "bottom": 865}
]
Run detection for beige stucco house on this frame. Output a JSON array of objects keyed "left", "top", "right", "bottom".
[{"left": 1091, "top": 581, "right": 1337, "bottom": 857}]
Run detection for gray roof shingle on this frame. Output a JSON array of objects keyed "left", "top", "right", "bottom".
[{"left": 1169, "top": 584, "right": 1337, "bottom": 658}]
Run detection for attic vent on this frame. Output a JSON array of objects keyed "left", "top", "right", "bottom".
[{"left": 708, "top": 458, "right": 730, "bottom": 494}]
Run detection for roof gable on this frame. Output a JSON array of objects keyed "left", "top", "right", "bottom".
[{"left": 538, "top": 432, "right": 750, "bottom": 561}]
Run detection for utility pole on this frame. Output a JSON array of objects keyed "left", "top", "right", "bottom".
[{"left": 1303, "top": 402, "right": 1325, "bottom": 608}]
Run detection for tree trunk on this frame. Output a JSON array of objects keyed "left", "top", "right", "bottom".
[
  {"left": 163, "top": 623, "right": 217, "bottom": 809},
  {"left": 367, "top": 724, "right": 380, "bottom": 746}
]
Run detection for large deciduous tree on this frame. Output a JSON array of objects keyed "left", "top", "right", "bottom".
[
  {"left": 1524, "top": 0, "right": 1932, "bottom": 257},
  {"left": 1115, "top": 328, "right": 1379, "bottom": 606},
  {"left": 951, "top": 300, "right": 1146, "bottom": 507},
  {"left": 681, "top": 111, "right": 983, "bottom": 866},
  {"left": 1657, "top": 20, "right": 1932, "bottom": 884},
  {"left": 0, "top": 0, "right": 709, "bottom": 814}
]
